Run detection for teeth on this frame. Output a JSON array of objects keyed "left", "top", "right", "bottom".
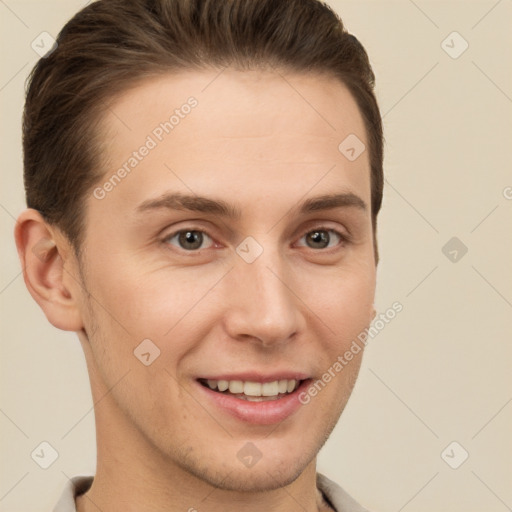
[
  {"left": 228, "top": 380, "right": 244, "bottom": 394},
  {"left": 262, "top": 381, "right": 279, "bottom": 396},
  {"left": 202, "top": 378, "right": 300, "bottom": 397},
  {"left": 217, "top": 380, "right": 229, "bottom": 392},
  {"left": 244, "top": 381, "right": 262, "bottom": 396}
]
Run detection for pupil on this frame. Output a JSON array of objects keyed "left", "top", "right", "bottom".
[
  {"left": 180, "top": 231, "right": 202, "bottom": 250},
  {"left": 308, "top": 230, "right": 329, "bottom": 249}
]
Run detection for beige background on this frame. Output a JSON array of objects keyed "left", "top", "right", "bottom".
[{"left": 1, "top": 1, "right": 511, "bottom": 511}]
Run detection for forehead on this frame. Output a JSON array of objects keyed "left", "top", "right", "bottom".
[
  {"left": 91, "top": 69, "right": 370, "bottom": 218},
  {"left": 101, "top": 68, "right": 367, "bottom": 149}
]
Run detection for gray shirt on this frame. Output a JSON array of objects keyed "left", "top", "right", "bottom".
[{"left": 53, "top": 473, "right": 370, "bottom": 512}]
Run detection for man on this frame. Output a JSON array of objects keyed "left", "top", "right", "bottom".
[{"left": 15, "top": 0, "right": 384, "bottom": 510}]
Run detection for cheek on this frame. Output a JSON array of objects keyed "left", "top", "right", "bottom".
[
  {"left": 300, "top": 262, "right": 376, "bottom": 336},
  {"left": 85, "top": 254, "right": 195, "bottom": 329},
  {"left": 82, "top": 257, "right": 228, "bottom": 369},
  {"left": 121, "top": 266, "right": 226, "bottom": 336}
]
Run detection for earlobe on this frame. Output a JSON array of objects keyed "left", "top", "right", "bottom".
[{"left": 14, "top": 208, "right": 84, "bottom": 331}]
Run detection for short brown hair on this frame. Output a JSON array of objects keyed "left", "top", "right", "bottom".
[{"left": 23, "top": 0, "right": 384, "bottom": 262}]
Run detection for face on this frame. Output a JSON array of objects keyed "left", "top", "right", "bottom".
[{"left": 72, "top": 68, "right": 376, "bottom": 491}]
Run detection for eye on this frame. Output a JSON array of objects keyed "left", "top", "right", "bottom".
[
  {"left": 296, "top": 228, "right": 347, "bottom": 250},
  {"left": 163, "top": 229, "right": 214, "bottom": 251}
]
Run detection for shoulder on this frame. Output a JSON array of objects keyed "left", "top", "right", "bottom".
[
  {"left": 316, "top": 472, "right": 373, "bottom": 512},
  {"left": 53, "top": 475, "right": 93, "bottom": 512}
]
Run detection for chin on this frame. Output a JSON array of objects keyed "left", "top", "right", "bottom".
[
  {"left": 172, "top": 441, "right": 315, "bottom": 493},
  {"left": 201, "top": 462, "right": 307, "bottom": 493}
]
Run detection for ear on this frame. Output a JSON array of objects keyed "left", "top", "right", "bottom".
[{"left": 14, "top": 208, "right": 84, "bottom": 331}]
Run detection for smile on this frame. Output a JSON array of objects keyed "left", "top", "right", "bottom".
[
  {"left": 198, "top": 378, "right": 303, "bottom": 401},
  {"left": 195, "top": 377, "right": 313, "bottom": 425}
]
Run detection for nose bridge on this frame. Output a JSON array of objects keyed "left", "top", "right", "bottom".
[{"left": 224, "top": 241, "right": 300, "bottom": 345}]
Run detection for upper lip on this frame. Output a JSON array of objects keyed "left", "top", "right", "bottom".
[{"left": 198, "top": 372, "right": 310, "bottom": 383}]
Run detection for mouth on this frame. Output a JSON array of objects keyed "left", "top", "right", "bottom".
[
  {"left": 197, "top": 378, "right": 304, "bottom": 402},
  {"left": 194, "top": 372, "right": 313, "bottom": 424}
]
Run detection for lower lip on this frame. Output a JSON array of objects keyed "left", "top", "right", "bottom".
[{"left": 195, "top": 379, "right": 312, "bottom": 425}]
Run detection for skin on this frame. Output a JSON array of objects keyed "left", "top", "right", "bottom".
[{"left": 15, "top": 68, "right": 377, "bottom": 512}]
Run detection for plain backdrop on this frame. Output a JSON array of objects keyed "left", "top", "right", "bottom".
[{"left": 1, "top": 1, "right": 511, "bottom": 511}]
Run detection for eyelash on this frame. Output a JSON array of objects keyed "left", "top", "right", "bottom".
[{"left": 161, "top": 225, "right": 351, "bottom": 253}]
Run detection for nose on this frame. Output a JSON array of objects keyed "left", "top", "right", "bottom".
[{"left": 222, "top": 245, "right": 302, "bottom": 348}]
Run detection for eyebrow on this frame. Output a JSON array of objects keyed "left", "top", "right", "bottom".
[{"left": 135, "top": 191, "right": 367, "bottom": 219}]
